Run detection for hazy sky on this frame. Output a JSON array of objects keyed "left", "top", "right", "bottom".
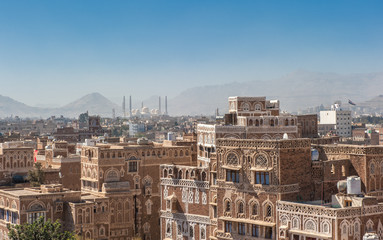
[{"left": 0, "top": 1, "right": 382, "bottom": 106}]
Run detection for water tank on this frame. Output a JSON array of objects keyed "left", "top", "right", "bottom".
[
  {"left": 347, "top": 176, "right": 362, "bottom": 195},
  {"left": 363, "top": 233, "right": 379, "bottom": 240},
  {"left": 337, "top": 180, "right": 347, "bottom": 193},
  {"left": 311, "top": 149, "right": 319, "bottom": 161},
  {"left": 137, "top": 137, "right": 149, "bottom": 145},
  {"left": 283, "top": 133, "right": 288, "bottom": 139}
]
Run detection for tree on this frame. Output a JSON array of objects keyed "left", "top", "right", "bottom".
[
  {"left": 7, "top": 216, "right": 76, "bottom": 240},
  {"left": 27, "top": 162, "right": 45, "bottom": 187}
]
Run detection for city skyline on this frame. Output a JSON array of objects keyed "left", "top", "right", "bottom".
[{"left": 1, "top": 1, "right": 382, "bottom": 106}]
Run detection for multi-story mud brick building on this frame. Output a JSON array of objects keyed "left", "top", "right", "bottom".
[
  {"left": 0, "top": 141, "right": 34, "bottom": 185},
  {"left": 197, "top": 97, "right": 299, "bottom": 167},
  {"left": 160, "top": 96, "right": 383, "bottom": 240}
]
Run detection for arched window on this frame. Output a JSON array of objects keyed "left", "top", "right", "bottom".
[
  {"left": 255, "top": 155, "right": 268, "bottom": 168},
  {"left": 198, "top": 171, "right": 204, "bottom": 181},
  {"left": 270, "top": 119, "right": 274, "bottom": 127},
  {"left": 99, "top": 227, "right": 105, "bottom": 236},
  {"left": 323, "top": 222, "right": 330, "bottom": 233},
  {"left": 371, "top": 163, "right": 375, "bottom": 175},
  {"left": 225, "top": 201, "right": 231, "bottom": 212},
  {"left": 366, "top": 219, "right": 374, "bottom": 232},
  {"left": 292, "top": 218, "right": 299, "bottom": 229},
  {"left": 242, "top": 103, "right": 250, "bottom": 111},
  {"left": 146, "top": 200, "right": 152, "bottom": 215},
  {"left": 331, "top": 164, "right": 335, "bottom": 174},
  {"left": 305, "top": 220, "right": 316, "bottom": 232},
  {"left": 238, "top": 202, "right": 244, "bottom": 213},
  {"left": 85, "top": 208, "right": 90, "bottom": 223},
  {"left": 105, "top": 169, "right": 119, "bottom": 182},
  {"left": 201, "top": 227, "right": 206, "bottom": 239},
  {"left": 251, "top": 202, "right": 258, "bottom": 216},
  {"left": 77, "top": 209, "right": 83, "bottom": 224},
  {"left": 255, "top": 119, "right": 259, "bottom": 126},
  {"left": 285, "top": 119, "right": 289, "bottom": 126},
  {"left": 354, "top": 221, "right": 360, "bottom": 233},
  {"left": 265, "top": 204, "right": 272, "bottom": 217},
  {"left": 166, "top": 222, "right": 171, "bottom": 233},
  {"left": 249, "top": 119, "right": 253, "bottom": 126},
  {"left": 226, "top": 153, "right": 239, "bottom": 165},
  {"left": 255, "top": 104, "right": 261, "bottom": 111}
]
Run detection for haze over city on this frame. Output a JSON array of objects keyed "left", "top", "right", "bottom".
[
  {"left": 2, "top": 1, "right": 383, "bottom": 240},
  {"left": 1, "top": 0, "right": 382, "bottom": 109}
]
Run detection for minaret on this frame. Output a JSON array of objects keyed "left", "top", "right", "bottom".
[
  {"left": 129, "top": 95, "right": 132, "bottom": 118},
  {"left": 165, "top": 96, "right": 168, "bottom": 115},
  {"left": 122, "top": 96, "right": 126, "bottom": 117},
  {"left": 159, "top": 96, "right": 161, "bottom": 114}
]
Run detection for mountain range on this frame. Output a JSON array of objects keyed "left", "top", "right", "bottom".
[
  {"left": 1, "top": 71, "right": 383, "bottom": 118},
  {"left": 0, "top": 93, "right": 120, "bottom": 118},
  {"left": 167, "top": 71, "right": 383, "bottom": 115}
]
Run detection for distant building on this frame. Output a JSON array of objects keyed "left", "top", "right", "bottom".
[
  {"left": 129, "top": 123, "right": 145, "bottom": 137},
  {"left": 319, "top": 104, "right": 351, "bottom": 137}
]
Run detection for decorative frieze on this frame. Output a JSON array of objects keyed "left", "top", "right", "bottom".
[
  {"left": 216, "top": 139, "right": 310, "bottom": 149},
  {"left": 160, "top": 211, "right": 211, "bottom": 225},
  {"left": 161, "top": 178, "right": 209, "bottom": 189}
]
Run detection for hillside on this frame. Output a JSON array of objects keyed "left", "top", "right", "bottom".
[
  {"left": 167, "top": 71, "right": 383, "bottom": 115},
  {"left": 0, "top": 95, "right": 45, "bottom": 117},
  {"left": 55, "top": 92, "right": 121, "bottom": 117},
  {"left": 0, "top": 93, "right": 120, "bottom": 118},
  {"left": 357, "top": 95, "right": 383, "bottom": 114},
  {"left": 1, "top": 71, "right": 383, "bottom": 118}
]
